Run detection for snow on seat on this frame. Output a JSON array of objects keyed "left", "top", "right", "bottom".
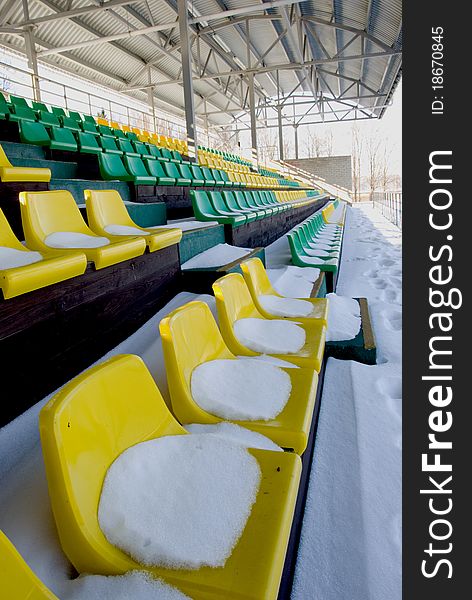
[
  {"left": 19, "top": 190, "right": 146, "bottom": 269},
  {"left": 98, "top": 434, "right": 261, "bottom": 569},
  {"left": 0, "top": 208, "right": 87, "bottom": 300},
  {"left": 160, "top": 300, "right": 319, "bottom": 453},
  {"left": 234, "top": 318, "right": 306, "bottom": 354},
  {"left": 181, "top": 243, "right": 251, "bottom": 270},
  {"left": 85, "top": 189, "right": 182, "bottom": 252},
  {"left": 39, "top": 354, "right": 302, "bottom": 599},
  {"left": 0, "top": 531, "right": 59, "bottom": 599},
  {"left": 184, "top": 422, "right": 282, "bottom": 452},
  {"left": 62, "top": 571, "right": 190, "bottom": 600},
  {"left": 190, "top": 358, "right": 291, "bottom": 420},
  {"left": 212, "top": 272, "right": 326, "bottom": 371}
]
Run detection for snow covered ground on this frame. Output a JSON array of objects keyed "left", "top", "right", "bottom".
[{"left": 291, "top": 203, "right": 402, "bottom": 600}]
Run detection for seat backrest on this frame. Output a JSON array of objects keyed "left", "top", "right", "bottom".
[
  {"left": 68, "top": 111, "right": 82, "bottom": 122},
  {"left": 98, "top": 125, "right": 114, "bottom": 137},
  {"left": 9, "top": 95, "right": 29, "bottom": 108},
  {"left": 172, "top": 150, "right": 183, "bottom": 161},
  {"left": 0, "top": 207, "right": 27, "bottom": 250},
  {"left": 81, "top": 121, "right": 98, "bottom": 135},
  {"left": 240, "top": 257, "right": 275, "bottom": 298},
  {"left": 39, "top": 354, "right": 186, "bottom": 574},
  {"left": 99, "top": 153, "right": 129, "bottom": 179},
  {"left": 19, "top": 189, "right": 94, "bottom": 249},
  {"left": 222, "top": 191, "right": 240, "bottom": 212},
  {"left": 160, "top": 147, "right": 173, "bottom": 160},
  {"left": 191, "top": 165, "right": 204, "bottom": 179},
  {"left": 0, "top": 144, "right": 12, "bottom": 169},
  {"left": 208, "top": 191, "right": 230, "bottom": 214},
  {"left": 51, "top": 127, "right": 77, "bottom": 147},
  {"left": 100, "top": 136, "right": 119, "bottom": 152},
  {"left": 123, "top": 155, "right": 150, "bottom": 178},
  {"left": 39, "top": 111, "right": 60, "bottom": 126},
  {"left": 19, "top": 121, "right": 50, "bottom": 146},
  {"left": 133, "top": 141, "right": 148, "bottom": 156},
  {"left": 212, "top": 273, "right": 262, "bottom": 355},
  {"left": 146, "top": 144, "right": 161, "bottom": 159},
  {"left": 117, "top": 138, "right": 134, "bottom": 154},
  {"left": 78, "top": 132, "right": 100, "bottom": 150},
  {"left": 12, "top": 105, "right": 36, "bottom": 120},
  {"left": 0, "top": 531, "right": 59, "bottom": 600},
  {"left": 85, "top": 189, "right": 135, "bottom": 233},
  {"left": 190, "top": 190, "right": 218, "bottom": 219},
  {"left": 51, "top": 106, "right": 66, "bottom": 117},
  {"left": 60, "top": 116, "right": 80, "bottom": 130},
  {"left": 144, "top": 158, "right": 166, "bottom": 178},
  {"left": 160, "top": 301, "right": 233, "bottom": 408},
  {"left": 163, "top": 162, "right": 180, "bottom": 179},
  {"left": 201, "top": 166, "right": 215, "bottom": 183}
]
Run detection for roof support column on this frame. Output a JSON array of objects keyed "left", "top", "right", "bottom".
[
  {"left": 294, "top": 124, "right": 299, "bottom": 159},
  {"left": 177, "top": 0, "right": 198, "bottom": 161},
  {"left": 248, "top": 73, "right": 258, "bottom": 167},
  {"left": 23, "top": 0, "right": 41, "bottom": 102},
  {"left": 278, "top": 105, "right": 284, "bottom": 161}
]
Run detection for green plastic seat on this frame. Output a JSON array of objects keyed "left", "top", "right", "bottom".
[
  {"left": 162, "top": 161, "right": 191, "bottom": 186},
  {"left": 82, "top": 114, "right": 96, "bottom": 125},
  {"left": 201, "top": 166, "right": 216, "bottom": 187},
  {"left": 19, "top": 121, "right": 51, "bottom": 146},
  {"left": 60, "top": 116, "right": 81, "bottom": 131},
  {"left": 191, "top": 165, "right": 211, "bottom": 187},
  {"left": 234, "top": 191, "right": 269, "bottom": 218},
  {"left": 208, "top": 191, "right": 250, "bottom": 223},
  {"left": 77, "top": 132, "right": 102, "bottom": 155},
  {"left": 49, "top": 126, "right": 78, "bottom": 152},
  {"left": 216, "top": 169, "right": 234, "bottom": 187},
  {"left": 7, "top": 105, "right": 36, "bottom": 122},
  {"left": 9, "top": 95, "right": 30, "bottom": 108},
  {"left": 37, "top": 111, "right": 60, "bottom": 127},
  {"left": 159, "top": 147, "right": 179, "bottom": 163},
  {"left": 32, "top": 101, "right": 50, "bottom": 113},
  {"left": 0, "top": 94, "right": 11, "bottom": 120},
  {"left": 122, "top": 155, "right": 157, "bottom": 185},
  {"left": 190, "top": 190, "right": 245, "bottom": 226},
  {"left": 144, "top": 159, "right": 176, "bottom": 185},
  {"left": 99, "top": 136, "right": 122, "bottom": 154},
  {"left": 113, "top": 129, "right": 127, "bottom": 140},
  {"left": 133, "top": 141, "right": 153, "bottom": 160},
  {"left": 117, "top": 138, "right": 139, "bottom": 157},
  {"left": 210, "top": 168, "right": 225, "bottom": 187},
  {"left": 171, "top": 150, "right": 190, "bottom": 164},
  {"left": 68, "top": 110, "right": 83, "bottom": 122},
  {"left": 80, "top": 121, "right": 99, "bottom": 136},
  {"left": 126, "top": 131, "right": 138, "bottom": 141},
  {"left": 99, "top": 153, "right": 133, "bottom": 182},
  {"left": 51, "top": 106, "right": 66, "bottom": 118},
  {"left": 145, "top": 144, "right": 162, "bottom": 159},
  {"left": 221, "top": 191, "right": 258, "bottom": 223},
  {"left": 98, "top": 125, "right": 114, "bottom": 137},
  {"left": 222, "top": 191, "right": 258, "bottom": 221},
  {"left": 179, "top": 164, "right": 203, "bottom": 186}
]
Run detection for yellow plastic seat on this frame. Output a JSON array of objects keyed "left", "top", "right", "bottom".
[
  {"left": 0, "top": 531, "right": 59, "bottom": 599},
  {"left": 240, "top": 257, "right": 328, "bottom": 324},
  {"left": 0, "top": 144, "right": 51, "bottom": 183},
  {"left": 84, "top": 189, "right": 182, "bottom": 252},
  {"left": 19, "top": 190, "right": 146, "bottom": 270},
  {"left": 0, "top": 208, "right": 87, "bottom": 299},
  {"left": 160, "top": 301, "right": 318, "bottom": 453},
  {"left": 212, "top": 273, "right": 326, "bottom": 371},
  {"left": 40, "top": 354, "right": 302, "bottom": 600},
  {"left": 96, "top": 117, "right": 109, "bottom": 126}
]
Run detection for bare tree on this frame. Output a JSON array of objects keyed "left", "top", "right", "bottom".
[
  {"left": 324, "top": 130, "right": 334, "bottom": 157},
  {"left": 305, "top": 130, "right": 325, "bottom": 157},
  {"left": 366, "top": 131, "right": 383, "bottom": 201}
]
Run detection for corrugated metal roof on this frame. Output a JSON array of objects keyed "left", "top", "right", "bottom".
[{"left": 0, "top": 0, "right": 401, "bottom": 124}]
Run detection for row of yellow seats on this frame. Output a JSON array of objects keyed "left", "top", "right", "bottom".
[
  {"left": 0, "top": 190, "right": 182, "bottom": 300},
  {"left": 227, "top": 171, "right": 288, "bottom": 189},
  {"left": 197, "top": 152, "right": 251, "bottom": 173},
  {"left": 274, "top": 190, "right": 310, "bottom": 204},
  {"left": 32, "top": 259, "right": 327, "bottom": 599},
  {"left": 96, "top": 117, "right": 187, "bottom": 152}
]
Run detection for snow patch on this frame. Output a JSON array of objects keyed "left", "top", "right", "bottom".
[
  {"left": 98, "top": 434, "right": 261, "bottom": 569},
  {"left": 326, "top": 293, "right": 361, "bottom": 342},
  {"left": 259, "top": 294, "right": 313, "bottom": 317},
  {"left": 45, "top": 232, "right": 110, "bottom": 248},
  {"left": 185, "top": 423, "right": 282, "bottom": 452},
  {"left": 191, "top": 358, "right": 291, "bottom": 420},
  {"left": 61, "top": 571, "right": 190, "bottom": 600},
  {"left": 234, "top": 318, "right": 305, "bottom": 354},
  {"left": 181, "top": 244, "right": 251, "bottom": 269}
]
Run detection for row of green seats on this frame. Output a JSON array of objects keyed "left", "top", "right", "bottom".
[
  {"left": 16, "top": 119, "right": 190, "bottom": 164},
  {"left": 1, "top": 92, "right": 95, "bottom": 125},
  {"left": 99, "top": 153, "right": 242, "bottom": 188},
  {"left": 191, "top": 189, "right": 304, "bottom": 227},
  {"left": 287, "top": 206, "right": 343, "bottom": 271}
]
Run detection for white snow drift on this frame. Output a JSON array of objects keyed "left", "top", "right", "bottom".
[
  {"left": 185, "top": 422, "right": 282, "bottom": 452},
  {"left": 234, "top": 318, "right": 305, "bottom": 354},
  {"left": 258, "top": 294, "right": 314, "bottom": 317}
]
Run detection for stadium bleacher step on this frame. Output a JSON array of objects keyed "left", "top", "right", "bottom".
[{"left": 50, "top": 178, "right": 132, "bottom": 204}]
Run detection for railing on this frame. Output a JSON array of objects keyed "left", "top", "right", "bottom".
[
  {"left": 0, "top": 53, "right": 218, "bottom": 144},
  {"left": 373, "top": 191, "right": 403, "bottom": 229}
]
